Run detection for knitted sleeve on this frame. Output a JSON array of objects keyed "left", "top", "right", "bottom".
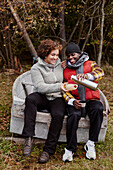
[
  {"left": 90, "top": 61, "right": 104, "bottom": 81},
  {"left": 62, "top": 91, "right": 75, "bottom": 103}
]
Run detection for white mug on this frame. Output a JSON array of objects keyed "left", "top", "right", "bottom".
[
  {"left": 65, "top": 83, "right": 78, "bottom": 91},
  {"left": 80, "top": 100, "right": 86, "bottom": 107}
]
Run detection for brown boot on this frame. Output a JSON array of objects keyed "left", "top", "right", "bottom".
[
  {"left": 23, "top": 137, "right": 33, "bottom": 156},
  {"left": 38, "top": 151, "right": 50, "bottom": 163}
]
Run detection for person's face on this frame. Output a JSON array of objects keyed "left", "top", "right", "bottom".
[
  {"left": 44, "top": 49, "right": 59, "bottom": 65},
  {"left": 67, "top": 53, "right": 80, "bottom": 64}
]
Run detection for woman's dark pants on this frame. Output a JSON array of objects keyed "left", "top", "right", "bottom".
[
  {"left": 66, "top": 100, "right": 104, "bottom": 152},
  {"left": 22, "top": 92, "right": 66, "bottom": 154}
]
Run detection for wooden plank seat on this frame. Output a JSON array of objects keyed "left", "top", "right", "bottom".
[{"left": 10, "top": 71, "right": 110, "bottom": 143}]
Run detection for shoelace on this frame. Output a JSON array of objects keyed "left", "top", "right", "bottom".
[
  {"left": 41, "top": 152, "right": 49, "bottom": 157},
  {"left": 66, "top": 153, "right": 73, "bottom": 158},
  {"left": 87, "top": 144, "right": 95, "bottom": 151},
  {"left": 25, "top": 138, "right": 32, "bottom": 147},
  {"left": 67, "top": 155, "right": 72, "bottom": 159}
]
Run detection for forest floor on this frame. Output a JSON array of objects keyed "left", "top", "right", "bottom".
[{"left": 0, "top": 64, "right": 113, "bottom": 170}]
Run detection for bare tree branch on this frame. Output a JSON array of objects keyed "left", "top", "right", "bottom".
[
  {"left": 85, "top": 0, "right": 101, "bottom": 13},
  {"left": 77, "top": 0, "right": 89, "bottom": 45},
  {"left": 82, "top": 4, "right": 97, "bottom": 51},
  {"left": 67, "top": 0, "right": 88, "bottom": 45},
  {"left": 67, "top": 16, "right": 82, "bottom": 45},
  {"left": 98, "top": 0, "right": 105, "bottom": 66},
  {"left": 0, "top": 50, "right": 6, "bottom": 65}
]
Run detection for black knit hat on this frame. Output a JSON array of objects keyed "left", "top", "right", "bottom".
[{"left": 66, "top": 42, "right": 81, "bottom": 55}]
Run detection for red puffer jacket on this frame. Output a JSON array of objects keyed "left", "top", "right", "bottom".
[{"left": 63, "top": 60, "right": 100, "bottom": 100}]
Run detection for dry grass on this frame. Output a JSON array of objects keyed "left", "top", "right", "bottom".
[{"left": 0, "top": 64, "right": 113, "bottom": 170}]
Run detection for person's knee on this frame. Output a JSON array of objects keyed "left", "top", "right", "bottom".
[
  {"left": 89, "top": 102, "right": 104, "bottom": 120},
  {"left": 69, "top": 111, "right": 81, "bottom": 121},
  {"left": 25, "top": 94, "right": 35, "bottom": 104},
  {"left": 52, "top": 111, "right": 64, "bottom": 120},
  {"left": 95, "top": 102, "right": 104, "bottom": 113}
]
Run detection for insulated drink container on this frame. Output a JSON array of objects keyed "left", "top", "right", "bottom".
[{"left": 71, "top": 75, "right": 98, "bottom": 91}]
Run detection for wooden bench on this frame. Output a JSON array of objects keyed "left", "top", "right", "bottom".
[{"left": 10, "top": 71, "right": 110, "bottom": 143}]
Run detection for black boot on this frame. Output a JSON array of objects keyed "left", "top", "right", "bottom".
[
  {"left": 38, "top": 151, "right": 50, "bottom": 163},
  {"left": 23, "top": 137, "right": 33, "bottom": 156}
]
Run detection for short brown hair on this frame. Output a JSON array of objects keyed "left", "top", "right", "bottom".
[{"left": 37, "top": 39, "right": 62, "bottom": 60}]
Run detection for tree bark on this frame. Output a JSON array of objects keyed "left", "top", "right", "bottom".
[
  {"left": 98, "top": 0, "right": 105, "bottom": 66},
  {"left": 59, "top": 0, "right": 66, "bottom": 60},
  {"left": 9, "top": 3, "right": 38, "bottom": 61}
]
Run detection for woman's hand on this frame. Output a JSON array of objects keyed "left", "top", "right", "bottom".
[
  {"left": 73, "top": 100, "right": 82, "bottom": 109},
  {"left": 76, "top": 73, "right": 88, "bottom": 81},
  {"left": 60, "top": 82, "right": 69, "bottom": 92}
]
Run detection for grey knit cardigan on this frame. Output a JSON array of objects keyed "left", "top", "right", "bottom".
[{"left": 31, "top": 57, "right": 63, "bottom": 100}]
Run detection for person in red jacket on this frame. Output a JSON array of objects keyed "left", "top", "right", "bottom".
[{"left": 62, "top": 42, "right": 104, "bottom": 161}]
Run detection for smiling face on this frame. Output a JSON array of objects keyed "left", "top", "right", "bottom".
[
  {"left": 67, "top": 52, "right": 80, "bottom": 65},
  {"left": 44, "top": 49, "right": 59, "bottom": 65}
]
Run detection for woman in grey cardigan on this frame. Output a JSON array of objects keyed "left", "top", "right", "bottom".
[{"left": 22, "top": 39, "right": 68, "bottom": 163}]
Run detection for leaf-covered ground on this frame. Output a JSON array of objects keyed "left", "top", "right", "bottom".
[{"left": 0, "top": 65, "right": 113, "bottom": 170}]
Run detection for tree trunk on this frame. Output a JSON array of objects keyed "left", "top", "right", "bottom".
[
  {"left": 59, "top": 0, "right": 66, "bottom": 60},
  {"left": 98, "top": 0, "right": 105, "bottom": 66},
  {"left": 9, "top": 3, "right": 38, "bottom": 62}
]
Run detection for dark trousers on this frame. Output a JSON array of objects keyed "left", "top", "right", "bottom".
[
  {"left": 66, "top": 100, "right": 104, "bottom": 152},
  {"left": 22, "top": 92, "right": 66, "bottom": 154}
]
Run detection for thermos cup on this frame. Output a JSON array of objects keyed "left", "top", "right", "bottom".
[{"left": 65, "top": 83, "right": 78, "bottom": 91}]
